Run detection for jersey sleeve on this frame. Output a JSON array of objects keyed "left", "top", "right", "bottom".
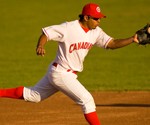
[
  {"left": 42, "top": 22, "right": 67, "bottom": 42},
  {"left": 95, "top": 28, "right": 113, "bottom": 48}
]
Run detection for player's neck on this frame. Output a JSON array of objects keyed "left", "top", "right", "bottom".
[{"left": 79, "top": 20, "right": 89, "bottom": 33}]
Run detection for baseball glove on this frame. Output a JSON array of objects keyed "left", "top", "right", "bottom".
[{"left": 136, "top": 24, "right": 150, "bottom": 45}]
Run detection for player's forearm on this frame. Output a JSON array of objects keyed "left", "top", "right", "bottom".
[
  {"left": 36, "top": 33, "right": 48, "bottom": 48},
  {"left": 36, "top": 33, "right": 48, "bottom": 56},
  {"left": 107, "top": 36, "right": 135, "bottom": 49}
]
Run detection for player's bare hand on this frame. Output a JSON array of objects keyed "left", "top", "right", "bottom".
[
  {"left": 36, "top": 46, "right": 46, "bottom": 56},
  {"left": 133, "top": 34, "right": 139, "bottom": 43}
]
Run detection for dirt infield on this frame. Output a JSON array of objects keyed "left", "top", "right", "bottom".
[{"left": 0, "top": 91, "right": 150, "bottom": 125}]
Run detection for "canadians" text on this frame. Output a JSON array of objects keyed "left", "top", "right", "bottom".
[{"left": 69, "top": 42, "right": 93, "bottom": 53}]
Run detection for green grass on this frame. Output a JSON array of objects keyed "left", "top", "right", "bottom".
[{"left": 0, "top": 0, "right": 150, "bottom": 90}]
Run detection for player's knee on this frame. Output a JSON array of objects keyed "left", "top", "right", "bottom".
[
  {"left": 81, "top": 95, "right": 96, "bottom": 114},
  {"left": 23, "top": 87, "right": 41, "bottom": 103}
]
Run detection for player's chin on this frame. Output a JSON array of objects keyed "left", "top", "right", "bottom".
[
  {"left": 89, "top": 25, "right": 97, "bottom": 30},
  {"left": 91, "top": 26, "right": 97, "bottom": 30}
]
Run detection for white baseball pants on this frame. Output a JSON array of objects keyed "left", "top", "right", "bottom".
[{"left": 23, "top": 63, "right": 96, "bottom": 114}]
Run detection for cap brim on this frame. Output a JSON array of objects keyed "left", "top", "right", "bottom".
[
  {"left": 97, "top": 13, "right": 106, "bottom": 18},
  {"left": 81, "top": 12, "right": 106, "bottom": 18}
]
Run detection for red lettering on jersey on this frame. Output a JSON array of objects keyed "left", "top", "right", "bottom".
[
  {"left": 81, "top": 42, "right": 85, "bottom": 49},
  {"left": 69, "top": 42, "right": 93, "bottom": 53},
  {"left": 69, "top": 44, "right": 74, "bottom": 53},
  {"left": 73, "top": 43, "right": 77, "bottom": 51},
  {"left": 88, "top": 44, "right": 93, "bottom": 49},
  {"left": 84, "top": 42, "right": 89, "bottom": 49},
  {"left": 78, "top": 42, "right": 82, "bottom": 50}
]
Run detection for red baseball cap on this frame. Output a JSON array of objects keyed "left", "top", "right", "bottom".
[{"left": 82, "top": 3, "right": 106, "bottom": 18}]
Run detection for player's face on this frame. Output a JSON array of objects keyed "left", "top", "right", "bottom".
[{"left": 87, "top": 16, "right": 101, "bottom": 29}]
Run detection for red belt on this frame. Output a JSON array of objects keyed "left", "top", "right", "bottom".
[{"left": 52, "top": 63, "right": 78, "bottom": 74}]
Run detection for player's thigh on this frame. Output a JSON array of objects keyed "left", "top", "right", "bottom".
[
  {"left": 49, "top": 72, "right": 93, "bottom": 105},
  {"left": 32, "top": 75, "right": 59, "bottom": 99}
]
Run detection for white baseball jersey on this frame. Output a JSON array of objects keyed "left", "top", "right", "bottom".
[{"left": 42, "top": 20, "right": 112, "bottom": 72}]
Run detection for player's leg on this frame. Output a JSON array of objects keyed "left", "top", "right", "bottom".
[
  {"left": 49, "top": 71, "right": 101, "bottom": 125},
  {"left": 0, "top": 74, "right": 58, "bottom": 102},
  {"left": 23, "top": 74, "right": 59, "bottom": 103},
  {"left": 84, "top": 112, "right": 100, "bottom": 125},
  {"left": 0, "top": 64, "right": 59, "bottom": 102},
  {"left": 0, "top": 86, "right": 24, "bottom": 99}
]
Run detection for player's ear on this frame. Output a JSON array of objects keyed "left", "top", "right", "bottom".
[{"left": 84, "top": 15, "right": 89, "bottom": 21}]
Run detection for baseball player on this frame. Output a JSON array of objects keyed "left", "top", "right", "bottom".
[{"left": 0, "top": 3, "right": 139, "bottom": 125}]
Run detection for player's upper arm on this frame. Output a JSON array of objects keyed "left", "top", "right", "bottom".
[
  {"left": 94, "top": 27, "right": 113, "bottom": 49},
  {"left": 42, "top": 23, "right": 67, "bottom": 42}
]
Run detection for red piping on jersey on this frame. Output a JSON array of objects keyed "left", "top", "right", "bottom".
[
  {"left": 81, "top": 26, "right": 90, "bottom": 33},
  {"left": 104, "top": 37, "right": 112, "bottom": 48},
  {"left": 79, "top": 21, "right": 90, "bottom": 33}
]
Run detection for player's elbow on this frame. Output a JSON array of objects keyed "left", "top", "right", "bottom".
[{"left": 107, "top": 40, "right": 120, "bottom": 49}]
